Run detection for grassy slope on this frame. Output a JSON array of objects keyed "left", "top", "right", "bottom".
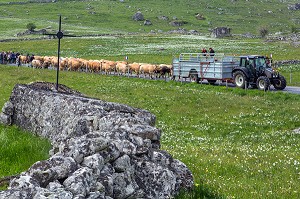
[
  {"left": 0, "top": 65, "right": 300, "bottom": 198},
  {"left": 0, "top": 0, "right": 299, "bottom": 36},
  {"left": 0, "top": 0, "right": 299, "bottom": 63}
]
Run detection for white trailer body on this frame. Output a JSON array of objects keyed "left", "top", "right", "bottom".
[{"left": 172, "top": 53, "right": 240, "bottom": 82}]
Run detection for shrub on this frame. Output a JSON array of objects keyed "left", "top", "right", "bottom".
[
  {"left": 258, "top": 26, "right": 269, "bottom": 38},
  {"left": 291, "top": 25, "right": 299, "bottom": 33},
  {"left": 26, "top": 23, "right": 36, "bottom": 32}
]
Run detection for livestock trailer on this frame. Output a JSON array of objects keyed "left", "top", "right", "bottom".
[{"left": 172, "top": 53, "right": 239, "bottom": 84}]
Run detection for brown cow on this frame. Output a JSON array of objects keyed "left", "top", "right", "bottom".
[
  {"left": 31, "top": 59, "right": 42, "bottom": 69},
  {"left": 140, "top": 63, "right": 158, "bottom": 79},
  {"left": 34, "top": 55, "right": 44, "bottom": 62},
  {"left": 67, "top": 58, "right": 82, "bottom": 71},
  {"left": 60, "top": 58, "right": 68, "bottom": 70},
  {"left": 101, "top": 60, "right": 116, "bottom": 74},
  {"left": 116, "top": 61, "right": 128, "bottom": 76},
  {"left": 51, "top": 57, "right": 59, "bottom": 69},
  {"left": 128, "top": 62, "right": 141, "bottom": 77},
  {"left": 157, "top": 64, "right": 172, "bottom": 78},
  {"left": 89, "top": 60, "right": 101, "bottom": 73},
  {"left": 18, "top": 55, "right": 28, "bottom": 65}
]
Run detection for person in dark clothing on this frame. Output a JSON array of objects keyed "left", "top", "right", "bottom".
[
  {"left": 201, "top": 48, "right": 207, "bottom": 56},
  {"left": 209, "top": 48, "right": 215, "bottom": 56},
  {"left": 29, "top": 54, "right": 35, "bottom": 67},
  {"left": 17, "top": 55, "right": 21, "bottom": 67},
  {"left": 0, "top": 52, "right": 3, "bottom": 64},
  {"left": 11, "top": 52, "right": 16, "bottom": 64}
]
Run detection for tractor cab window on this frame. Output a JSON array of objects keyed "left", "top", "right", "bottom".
[
  {"left": 240, "top": 58, "right": 247, "bottom": 67},
  {"left": 247, "top": 59, "right": 256, "bottom": 74},
  {"left": 248, "top": 59, "right": 254, "bottom": 68},
  {"left": 255, "top": 57, "right": 269, "bottom": 69}
]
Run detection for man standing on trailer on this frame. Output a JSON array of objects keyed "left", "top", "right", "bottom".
[
  {"left": 202, "top": 48, "right": 207, "bottom": 56},
  {"left": 209, "top": 47, "right": 215, "bottom": 56}
]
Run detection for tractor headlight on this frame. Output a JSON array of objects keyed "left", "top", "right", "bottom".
[{"left": 273, "top": 72, "right": 279, "bottom": 78}]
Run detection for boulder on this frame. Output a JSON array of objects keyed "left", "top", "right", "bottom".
[
  {"left": 288, "top": 3, "right": 300, "bottom": 10},
  {"left": 158, "top": 16, "right": 169, "bottom": 21},
  {"left": 132, "top": 11, "right": 144, "bottom": 21},
  {"left": 144, "top": 19, "right": 152, "bottom": 26},
  {"left": 169, "top": 20, "right": 187, "bottom": 27}
]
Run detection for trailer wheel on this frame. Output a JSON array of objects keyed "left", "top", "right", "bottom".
[
  {"left": 190, "top": 74, "right": 199, "bottom": 83},
  {"left": 207, "top": 80, "right": 216, "bottom": 85},
  {"left": 233, "top": 71, "right": 248, "bottom": 89},
  {"left": 256, "top": 76, "right": 270, "bottom": 90},
  {"left": 273, "top": 75, "right": 286, "bottom": 90},
  {"left": 189, "top": 69, "right": 199, "bottom": 83}
]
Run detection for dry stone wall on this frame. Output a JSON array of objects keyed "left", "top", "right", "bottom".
[{"left": 0, "top": 82, "right": 193, "bottom": 199}]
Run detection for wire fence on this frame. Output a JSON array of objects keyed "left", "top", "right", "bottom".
[{"left": 278, "top": 64, "right": 300, "bottom": 87}]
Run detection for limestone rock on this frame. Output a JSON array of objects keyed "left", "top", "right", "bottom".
[
  {"left": 132, "top": 11, "right": 144, "bottom": 21},
  {"left": 144, "top": 19, "right": 152, "bottom": 25}
]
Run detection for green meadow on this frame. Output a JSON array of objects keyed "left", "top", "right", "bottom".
[{"left": 0, "top": 0, "right": 300, "bottom": 198}]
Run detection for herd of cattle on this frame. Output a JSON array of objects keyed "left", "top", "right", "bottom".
[{"left": 17, "top": 55, "right": 173, "bottom": 79}]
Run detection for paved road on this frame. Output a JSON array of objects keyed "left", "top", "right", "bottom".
[
  {"left": 277, "top": 86, "right": 300, "bottom": 94},
  {"left": 188, "top": 79, "right": 300, "bottom": 95},
  {"left": 5, "top": 63, "right": 300, "bottom": 95}
]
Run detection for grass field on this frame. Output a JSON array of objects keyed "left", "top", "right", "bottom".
[
  {"left": 1, "top": 34, "right": 300, "bottom": 63},
  {"left": 0, "top": 65, "right": 300, "bottom": 198},
  {"left": 0, "top": 124, "right": 51, "bottom": 183}
]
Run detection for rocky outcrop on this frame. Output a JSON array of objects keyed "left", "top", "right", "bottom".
[
  {"left": 211, "top": 27, "right": 231, "bottom": 38},
  {"left": 132, "top": 11, "right": 144, "bottom": 21},
  {"left": 144, "top": 19, "right": 152, "bottom": 26},
  {"left": 288, "top": 3, "right": 300, "bottom": 10},
  {"left": 169, "top": 20, "right": 188, "bottom": 27},
  {"left": 275, "top": 60, "right": 300, "bottom": 65},
  {"left": 16, "top": 29, "right": 47, "bottom": 37},
  {"left": 0, "top": 82, "right": 193, "bottom": 199}
]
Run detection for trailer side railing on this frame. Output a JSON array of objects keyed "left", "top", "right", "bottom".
[{"left": 173, "top": 53, "right": 239, "bottom": 82}]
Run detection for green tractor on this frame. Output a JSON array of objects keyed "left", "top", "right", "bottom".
[{"left": 232, "top": 55, "right": 286, "bottom": 90}]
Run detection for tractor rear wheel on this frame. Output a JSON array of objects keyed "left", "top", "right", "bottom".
[
  {"left": 273, "top": 75, "right": 286, "bottom": 90},
  {"left": 233, "top": 71, "right": 248, "bottom": 89},
  {"left": 256, "top": 76, "right": 270, "bottom": 90}
]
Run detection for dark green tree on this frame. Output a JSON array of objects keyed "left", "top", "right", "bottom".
[
  {"left": 258, "top": 26, "right": 269, "bottom": 38},
  {"left": 26, "top": 23, "right": 36, "bottom": 32},
  {"left": 291, "top": 25, "right": 299, "bottom": 33}
]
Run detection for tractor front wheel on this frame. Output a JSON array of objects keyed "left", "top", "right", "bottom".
[
  {"left": 256, "top": 76, "right": 270, "bottom": 90},
  {"left": 273, "top": 75, "right": 287, "bottom": 90}
]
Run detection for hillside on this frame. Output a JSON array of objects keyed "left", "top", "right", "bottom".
[{"left": 0, "top": 0, "right": 299, "bottom": 38}]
